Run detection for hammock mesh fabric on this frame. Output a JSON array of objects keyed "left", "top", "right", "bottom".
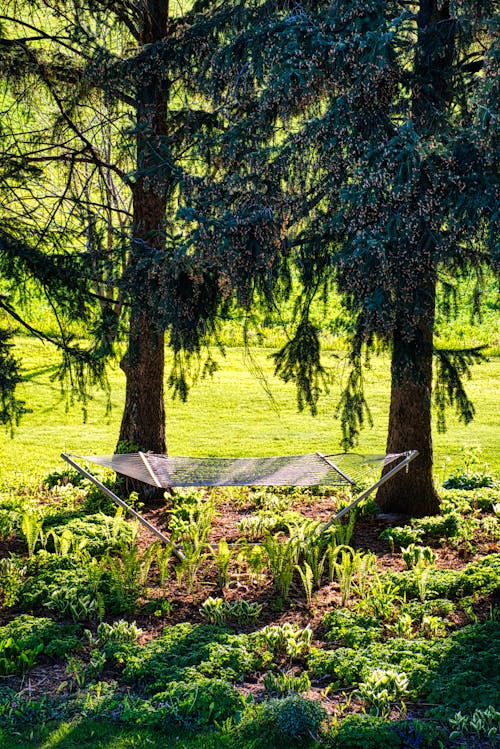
[{"left": 80, "top": 452, "right": 407, "bottom": 489}]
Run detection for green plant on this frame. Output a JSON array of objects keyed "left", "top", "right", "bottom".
[
  {"left": 323, "top": 609, "right": 384, "bottom": 647},
  {"left": 380, "top": 526, "right": 423, "bottom": 553},
  {"left": 20, "top": 508, "right": 44, "bottom": 557},
  {"left": 296, "top": 561, "right": 315, "bottom": 606},
  {"left": 153, "top": 540, "right": 175, "bottom": 587},
  {"left": 401, "top": 544, "right": 436, "bottom": 570},
  {"left": 387, "top": 612, "right": 414, "bottom": 639},
  {"left": 415, "top": 566, "right": 431, "bottom": 603},
  {"left": 238, "top": 510, "right": 306, "bottom": 539},
  {"left": 412, "top": 512, "right": 463, "bottom": 540},
  {"left": 352, "top": 550, "right": 378, "bottom": 599},
  {"left": 420, "top": 614, "right": 446, "bottom": 639},
  {"left": 0, "top": 637, "right": 43, "bottom": 676},
  {"left": 444, "top": 446, "right": 497, "bottom": 490},
  {"left": 209, "top": 539, "right": 232, "bottom": 590},
  {"left": 104, "top": 543, "right": 151, "bottom": 614},
  {"left": 199, "top": 597, "right": 262, "bottom": 625},
  {"left": 355, "top": 577, "right": 402, "bottom": 621},
  {"left": 20, "top": 554, "right": 105, "bottom": 622},
  {"left": 151, "top": 678, "right": 246, "bottom": 729},
  {"left": 261, "top": 694, "right": 325, "bottom": 741},
  {"left": 330, "top": 546, "right": 356, "bottom": 606},
  {"left": 256, "top": 623, "right": 313, "bottom": 659},
  {"left": 43, "top": 467, "right": 84, "bottom": 489},
  {"left": 449, "top": 706, "right": 499, "bottom": 742},
  {"left": 173, "top": 542, "right": 209, "bottom": 593},
  {"left": 262, "top": 532, "right": 300, "bottom": 600},
  {"left": 93, "top": 620, "right": 142, "bottom": 645},
  {"left": 0, "top": 508, "right": 16, "bottom": 540},
  {"left": 48, "top": 587, "right": 102, "bottom": 622},
  {"left": 236, "top": 540, "right": 268, "bottom": 585},
  {"left": 251, "top": 488, "right": 293, "bottom": 512},
  {"left": 168, "top": 491, "right": 215, "bottom": 543},
  {"left": 170, "top": 493, "right": 214, "bottom": 592},
  {"left": 0, "top": 615, "right": 80, "bottom": 674},
  {"left": 0, "top": 556, "right": 26, "bottom": 607},
  {"left": 44, "top": 510, "right": 136, "bottom": 557},
  {"left": 327, "top": 509, "right": 358, "bottom": 547},
  {"left": 328, "top": 713, "right": 403, "bottom": 749},
  {"left": 297, "top": 525, "right": 328, "bottom": 590},
  {"left": 356, "top": 668, "right": 409, "bottom": 717},
  {"left": 263, "top": 670, "right": 311, "bottom": 697},
  {"left": 239, "top": 695, "right": 325, "bottom": 744}
]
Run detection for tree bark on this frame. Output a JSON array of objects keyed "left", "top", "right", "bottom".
[
  {"left": 377, "top": 296, "right": 440, "bottom": 516},
  {"left": 118, "top": 0, "right": 170, "bottom": 466}
]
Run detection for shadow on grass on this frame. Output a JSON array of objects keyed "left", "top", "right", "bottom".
[{"left": 1, "top": 721, "right": 232, "bottom": 749}]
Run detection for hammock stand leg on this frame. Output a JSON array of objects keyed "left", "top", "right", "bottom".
[
  {"left": 319, "top": 450, "right": 419, "bottom": 535},
  {"left": 61, "top": 453, "right": 185, "bottom": 560}
]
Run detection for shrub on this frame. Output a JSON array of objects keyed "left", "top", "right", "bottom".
[
  {"left": 239, "top": 695, "right": 326, "bottom": 745},
  {"left": 152, "top": 677, "right": 245, "bottom": 729}
]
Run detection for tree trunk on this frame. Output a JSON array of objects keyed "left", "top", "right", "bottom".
[
  {"left": 377, "top": 299, "right": 440, "bottom": 516},
  {"left": 118, "top": 0, "right": 170, "bottom": 472}
]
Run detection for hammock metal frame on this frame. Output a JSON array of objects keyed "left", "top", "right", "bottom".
[{"left": 61, "top": 450, "right": 418, "bottom": 559}]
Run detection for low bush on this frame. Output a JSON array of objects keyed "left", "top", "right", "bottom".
[
  {"left": 151, "top": 677, "right": 245, "bottom": 729},
  {"left": 237, "top": 695, "right": 326, "bottom": 746},
  {"left": 122, "top": 623, "right": 265, "bottom": 694}
]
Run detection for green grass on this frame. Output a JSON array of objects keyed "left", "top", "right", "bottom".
[
  {"left": 1, "top": 337, "right": 499, "bottom": 484},
  {"left": 0, "top": 722, "right": 238, "bottom": 749}
]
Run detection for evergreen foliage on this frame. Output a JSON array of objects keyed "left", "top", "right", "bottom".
[{"left": 172, "top": 0, "right": 499, "bottom": 513}]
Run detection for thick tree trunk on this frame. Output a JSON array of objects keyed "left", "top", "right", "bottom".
[
  {"left": 118, "top": 0, "right": 170, "bottom": 472},
  {"left": 377, "top": 299, "right": 440, "bottom": 516}
]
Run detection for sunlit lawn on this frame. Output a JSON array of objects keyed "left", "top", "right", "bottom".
[{"left": 1, "top": 337, "right": 499, "bottom": 484}]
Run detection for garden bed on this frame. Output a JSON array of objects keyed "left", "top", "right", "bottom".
[{"left": 0, "top": 471, "right": 499, "bottom": 748}]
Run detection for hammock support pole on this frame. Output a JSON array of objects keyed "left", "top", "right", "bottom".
[
  {"left": 61, "top": 453, "right": 185, "bottom": 560},
  {"left": 319, "top": 449, "right": 419, "bottom": 534}
]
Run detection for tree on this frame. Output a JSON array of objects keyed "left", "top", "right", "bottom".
[
  {"left": 0, "top": 1, "right": 228, "bottom": 463},
  {"left": 177, "top": 0, "right": 498, "bottom": 515}
]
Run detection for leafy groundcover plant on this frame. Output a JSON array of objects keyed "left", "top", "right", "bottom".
[{"left": 0, "top": 461, "right": 499, "bottom": 749}]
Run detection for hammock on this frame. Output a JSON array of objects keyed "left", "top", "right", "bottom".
[{"left": 61, "top": 450, "right": 418, "bottom": 553}]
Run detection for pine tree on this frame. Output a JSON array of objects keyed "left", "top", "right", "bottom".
[
  {"left": 0, "top": 1, "right": 229, "bottom": 465},
  {"left": 179, "top": 0, "right": 498, "bottom": 515}
]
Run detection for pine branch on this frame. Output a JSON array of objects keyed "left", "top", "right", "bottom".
[{"left": 433, "top": 346, "right": 487, "bottom": 432}]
